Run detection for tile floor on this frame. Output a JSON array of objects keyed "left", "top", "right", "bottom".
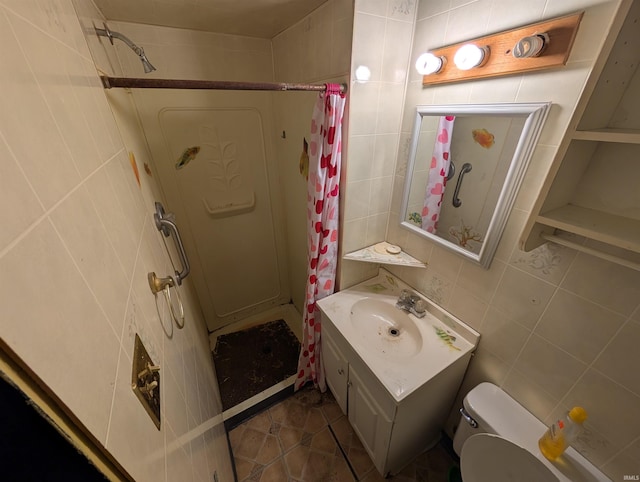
[{"left": 228, "top": 385, "right": 457, "bottom": 481}]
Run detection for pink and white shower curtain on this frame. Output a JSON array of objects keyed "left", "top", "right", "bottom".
[
  {"left": 295, "top": 84, "right": 345, "bottom": 391},
  {"left": 421, "top": 115, "right": 455, "bottom": 233}
]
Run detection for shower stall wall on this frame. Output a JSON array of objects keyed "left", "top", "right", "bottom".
[{"left": 134, "top": 88, "right": 291, "bottom": 332}]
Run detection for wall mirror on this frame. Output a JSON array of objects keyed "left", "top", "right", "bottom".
[{"left": 400, "top": 102, "right": 550, "bottom": 268}]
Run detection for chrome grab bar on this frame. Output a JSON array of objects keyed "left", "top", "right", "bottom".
[
  {"left": 154, "top": 202, "right": 190, "bottom": 285},
  {"left": 452, "top": 162, "right": 472, "bottom": 208},
  {"left": 446, "top": 160, "right": 456, "bottom": 181}
]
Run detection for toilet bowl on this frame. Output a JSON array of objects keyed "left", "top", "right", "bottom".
[{"left": 452, "top": 383, "right": 610, "bottom": 482}]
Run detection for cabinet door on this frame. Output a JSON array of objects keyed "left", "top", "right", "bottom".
[
  {"left": 348, "top": 365, "right": 393, "bottom": 474},
  {"left": 322, "top": 330, "right": 348, "bottom": 414}
]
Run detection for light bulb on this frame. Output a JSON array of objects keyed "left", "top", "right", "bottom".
[
  {"left": 354, "top": 65, "right": 371, "bottom": 82},
  {"left": 454, "top": 44, "right": 488, "bottom": 70},
  {"left": 513, "top": 33, "right": 548, "bottom": 58},
  {"left": 415, "top": 53, "right": 444, "bottom": 75}
]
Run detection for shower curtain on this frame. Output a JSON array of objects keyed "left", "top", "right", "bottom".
[
  {"left": 421, "top": 115, "right": 455, "bottom": 233},
  {"left": 295, "top": 84, "right": 346, "bottom": 392}
]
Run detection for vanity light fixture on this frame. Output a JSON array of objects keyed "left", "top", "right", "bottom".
[
  {"left": 419, "top": 11, "right": 583, "bottom": 86},
  {"left": 415, "top": 53, "right": 445, "bottom": 75},
  {"left": 453, "top": 44, "right": 489, "bottom": 71}
]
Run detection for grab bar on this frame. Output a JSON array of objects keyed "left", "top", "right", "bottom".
[
  {"left": 446, "top": 160, "right": 456, "bottom": 181},
  {"left": 452, "top": 163, "right": 472, "bottom": 208},
  {"left": 154, "top": 202, "right": 190, "bottom": 285}
]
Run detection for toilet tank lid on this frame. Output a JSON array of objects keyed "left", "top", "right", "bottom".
[{"left": 463, "top": 382, "right": 546, "bottom": 444}]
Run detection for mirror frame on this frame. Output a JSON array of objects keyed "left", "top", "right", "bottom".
[{"left": 400, "top": 102, "right": 551, "bottom": 268}]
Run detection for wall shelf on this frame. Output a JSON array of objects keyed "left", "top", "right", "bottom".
[
  {"left": 343, "top": 242, "right": 427, "bottom": 268},
  {"left": 537, "top": 205, "right": 640, "bottom": 252},
  {"left": 572, "top": 129, "right": 640, "bottom": 144},
  {"left": 521, "top": 0, "right": 640, "bottom": 271}
]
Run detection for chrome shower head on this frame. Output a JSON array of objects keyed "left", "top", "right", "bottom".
[
  {"left": 139, "top": 51, "right": 156, "bottom": 73},
  {"left": 96, "top": 23, "right": 156, "bottom": 74}
]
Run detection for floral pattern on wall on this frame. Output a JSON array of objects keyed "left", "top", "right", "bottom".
[{"left": 449, "top": 220, "right": 483, "bottom": 252}]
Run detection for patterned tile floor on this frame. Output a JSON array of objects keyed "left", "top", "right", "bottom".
[{"left": 228, "top": 385, "right": 457, "bottom": 481}]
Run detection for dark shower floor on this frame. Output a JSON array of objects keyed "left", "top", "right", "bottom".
[{"left": 212, "top": 319, "right": 301, "bottom": 412}]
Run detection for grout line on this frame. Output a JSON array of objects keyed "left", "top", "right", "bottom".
[
  {"left": 0, "top": 3, "right": 96, "bottom": 64},
  {"left": 328, "top": 423, "right": 360, "bottom": 481},
  {"left": 0, "top": 147, "right": 123, "bottom": 261},
  {"left": 499, "top": 244, "right": 580, "bottom": 388}
]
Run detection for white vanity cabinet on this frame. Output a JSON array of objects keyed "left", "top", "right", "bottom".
[
  {"left": 521, "top": 0, "right": 640, "bottom": 268},
  {"left": 322, "top": 325, "right": 348, "bottom": 413},
  {"left": 319, "top": 270, "right": 479, "bottom": 478},
  {"left": 323, "top": 323, "right": 394, "bottom": 473}
]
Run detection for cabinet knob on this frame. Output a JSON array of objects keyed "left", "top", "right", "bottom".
[{"left": 338, "top": 368, "right": 344, "bottom": 375}]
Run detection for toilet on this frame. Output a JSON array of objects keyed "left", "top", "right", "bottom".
[{"left": 452, "top": 382, "right": 610, "bottom": 482}]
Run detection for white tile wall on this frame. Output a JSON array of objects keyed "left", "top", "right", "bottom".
[
  {"left": 0, "top": 1, "right": 233, "bottom": 480},
  {"left": 343, "top": 0, "right": 640, "bottom": 477},
  {"left": 342, "top": 0, "right": 417, "bottom": 273},
  {"left": 271, "top": 0, "right": 353, "bottom": 310},
  {"left": 9, "top": 0, "right": 636, "bottom": 477}
]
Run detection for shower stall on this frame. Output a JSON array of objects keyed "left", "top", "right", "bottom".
[
  {"left": 133, "top": 86, "right": 310, "bottom": 334},
  {"left": 100, "top": 8, "right": 352, "bottom": 401}
]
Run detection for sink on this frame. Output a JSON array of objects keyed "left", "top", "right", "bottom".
[
  {"left": 317, "top": 268, "right": 480, "bottom": 401},
  {"left": 462, "top": 434, "right": 559, "bottom": 482},
  {"left": 350, "top": 298, "right": 423, "bottom": 359}
]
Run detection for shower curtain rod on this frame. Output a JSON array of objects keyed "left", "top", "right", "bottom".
[{"left": 100, "top": 75, "right": 347, "bottom": 93}]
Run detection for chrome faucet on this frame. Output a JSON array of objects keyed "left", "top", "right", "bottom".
[{"left": 396, "top": 289, "right": 427, "bottom": 318}]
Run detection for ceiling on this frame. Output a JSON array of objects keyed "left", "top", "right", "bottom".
[{"left": 93, "top": 0, "right": 328, "bottom": 38}]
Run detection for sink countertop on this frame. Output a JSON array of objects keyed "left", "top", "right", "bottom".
[{"left": 318, "top": 269, "right": 480, "bottom": 402}]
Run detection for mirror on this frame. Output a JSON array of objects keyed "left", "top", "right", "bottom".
[{"left": 400, "top": 102, "right": 550, "bottom": 268}]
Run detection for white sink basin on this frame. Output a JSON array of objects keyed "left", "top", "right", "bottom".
[
  {"left": 317, "top": 269, "right": 480, "bottom": 401},
  {"left": 350, "top": 299, "right": 423, "bottom": 360}
]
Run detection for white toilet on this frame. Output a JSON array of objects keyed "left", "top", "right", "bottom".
[{"left": 452, "top": 382, "right": 610, "bottom": 482}]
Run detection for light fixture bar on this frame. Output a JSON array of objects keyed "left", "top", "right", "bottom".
[{"left": 420, "top": 11, "right": 583, "bottom": 86}]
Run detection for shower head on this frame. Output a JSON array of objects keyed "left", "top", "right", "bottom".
[
  {"left": 139, "top": 51, "right": 156, "bottom": 73},
  {"left": 96, "top": 23, "right": 156, "bottom": 74}
]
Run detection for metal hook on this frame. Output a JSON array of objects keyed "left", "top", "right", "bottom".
[{"left": 148, "top": 272, "right": 174, "bottom": 294}]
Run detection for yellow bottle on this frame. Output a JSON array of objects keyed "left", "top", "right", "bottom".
[{"left": 539, "top": 406, "right": 588, "bottom": 460}]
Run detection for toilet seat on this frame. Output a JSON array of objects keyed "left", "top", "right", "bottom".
[{"left": 461, "top": 433, "right": 558, "bottom": 482}]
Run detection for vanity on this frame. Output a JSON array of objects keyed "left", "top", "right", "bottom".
[{"left": 318, "top": 269, "right": 479, "bottom": 476}]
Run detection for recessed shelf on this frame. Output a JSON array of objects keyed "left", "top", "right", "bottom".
[{"left": 537, "top": 204, "right": 640, "bottom": 252}]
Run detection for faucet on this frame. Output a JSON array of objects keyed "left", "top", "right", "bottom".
[{"left": 396, "top": 289, "right": 427, "bottom": 318}]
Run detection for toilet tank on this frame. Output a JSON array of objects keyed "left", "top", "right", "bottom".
[
  {"left": 453, "top": 382, "right": 549, "bottom": 456},
  {"left": 452, "top": 383, "right": 611, "bottom": 481}
]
